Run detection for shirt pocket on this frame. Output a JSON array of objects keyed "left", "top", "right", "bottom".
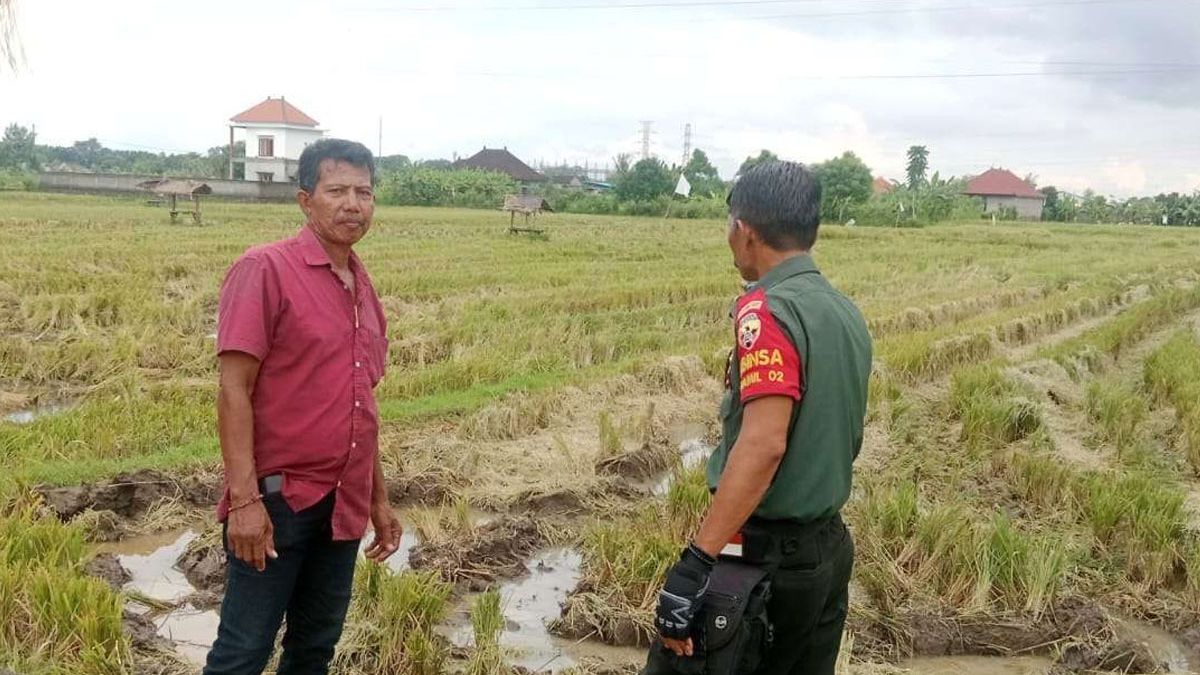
[{"left": 365, "top": 331, "right": 389, "bottom": 388}]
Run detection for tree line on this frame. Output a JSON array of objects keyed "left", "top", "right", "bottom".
[{"left": 3, "top": 123, "right": 1196, "bottom": 226}]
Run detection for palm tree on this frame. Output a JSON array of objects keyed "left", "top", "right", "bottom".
[
  {"left": 905, "top": 145, "right": 929, "bottom": 190},
  {"left": 1, "top": 0, "right": 22, "bottom": 72}
]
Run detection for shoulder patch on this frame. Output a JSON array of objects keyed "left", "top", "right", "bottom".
[{"left": 738, "top": 312, "right": 762, "bottom": 350}]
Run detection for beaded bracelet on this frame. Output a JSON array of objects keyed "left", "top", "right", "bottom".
[{"left": 228, "top": 493, "right": 264, "bottom": 514}]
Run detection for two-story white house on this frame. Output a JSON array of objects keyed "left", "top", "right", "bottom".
[{"left": 229, "top": 97, "right": 324, "bottom": 183}]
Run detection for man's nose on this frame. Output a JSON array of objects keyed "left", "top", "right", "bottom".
[{"left": 342, "top": 191, "right": 362, "bottom": 212}]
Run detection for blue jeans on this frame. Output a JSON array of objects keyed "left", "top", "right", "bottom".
[{"left": 203, "top": 492, "right": 359, "bottom": 675}]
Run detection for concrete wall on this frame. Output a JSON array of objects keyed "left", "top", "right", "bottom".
[
  {"left": 243, "top": 157, "right": 299, "bottom": 183},
  {"left": 37, "top": 171, "right": 299, "bottom": 202},
  {"left": 241, "top": 123, "right": 324, "bottom": 182},
  {"left": 982, "top": 195, "right": 1045, "bottom": 219}
]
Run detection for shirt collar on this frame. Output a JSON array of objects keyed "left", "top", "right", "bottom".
[
  {"left": 297, "top": 225, "right": 366, "bottom": 277},
  {"left": 757, "top": 253, "right": 820, "bottom": 290},
  {"left": 297, "top": 226, "right": 332, "bottom": 267}
]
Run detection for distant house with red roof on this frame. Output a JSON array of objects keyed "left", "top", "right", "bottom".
[
  {"left": 964, "top": 168, "right": 1045, "bottom": 220},
  {"left": 872, "top": 176, "right": 897, "bottom": 195},
  {"left": 228, "top": 97, "right": 324, "bottom": 183},
  {"left": 453, "top": 147, "right": 546, "bottom": 184}
]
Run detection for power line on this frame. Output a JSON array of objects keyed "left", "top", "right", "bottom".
[
  {"left": 689, "top": 0, "right": 1198, "bottom": 23},
  {"left": 352, "top": 0, "right": 900, "bottom": 12},
  {"left": 352, "top": 0, "right": 1191, "bottom": 14},
  {"left": 368, "top": 63, "right": 1199, "bottom": 80}
]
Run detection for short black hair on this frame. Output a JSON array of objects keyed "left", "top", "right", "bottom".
[
  {"left": 727, "top": 161, "right": 822, "bottom": 251},
  {"left": 297, "top": 138, "right": 376, "bottom": 193}
]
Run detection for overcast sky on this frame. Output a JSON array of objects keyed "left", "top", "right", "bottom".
[{"left": 2, "top": 0, "right": 1197, "bottom": 196}]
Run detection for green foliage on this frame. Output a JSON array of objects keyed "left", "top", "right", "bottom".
[
  {"left": 465, "top": 589, "right": 505, "bottom": 675},
  {"left": 0, "top": 167, "right": 34, "bottom": 190},
  {"left": 949, "top": 365, "right": 1041, "bottom": 450},
  {"left": 738, "top": 149, "right": 778, "bottom": 176},
  {"left": 847, "top": 183, "right": 981, "bottom": 227},
  {"left": 614, "top": 158, "right": 673, "bottom": 202},
  {"left": 811, "top": 151, "right": 872, "bottom": 223},
  {"left": 0, "top": 123, "right": 38, "bottom": 171},
  {"left": 376, "top": 168, "right": 517, "bottom": 208},
  {"left": 334, "top": 566, "right": 452, "bottom": 674},
  {"left": 682, "top": 148, "right": 724, "bottom": 198},
  {"left": 905, "top": 145, "right": 929, "bottom": 190},
  {"left": 0, "top": 509, "right": 129, "bottom": 673}
]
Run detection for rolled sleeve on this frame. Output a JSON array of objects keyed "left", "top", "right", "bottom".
[{"left": 217, "top": 254, "right": 279, "bottom": 361}]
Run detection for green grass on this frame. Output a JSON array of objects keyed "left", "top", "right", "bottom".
[
  {"left": 332, "top": 566, "right": 452, "bottom": 675},
  {"left": 1144, "top": 330, "right": 1200, "bottom": 474},
  {"left": 5, "top": 193, "right": 1200, "bottom": 667},
  {"left": 0, "top": 506, "right": 129, "bottom": 674},
  {"left": 949, "top": 365, "right": 1041, "bottom": 451}
]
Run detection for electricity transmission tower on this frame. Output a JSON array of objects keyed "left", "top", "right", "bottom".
[
  {"left": 639, "top": 121, "right": 654, "bottom": 160},
  {"left": 681, "top": 123, "right": 693, "bottom": 166}
]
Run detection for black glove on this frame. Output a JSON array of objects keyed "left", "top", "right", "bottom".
[{"left": 655, "top": 543, "right": 716, "bottom": 640}]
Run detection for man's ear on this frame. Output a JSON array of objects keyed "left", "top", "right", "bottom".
[
  {"left": 297, "top": 190, "right": 311, "bottom": 218},
  {"left": 734, "top": 219, "right": 755, "bottom": 244}
]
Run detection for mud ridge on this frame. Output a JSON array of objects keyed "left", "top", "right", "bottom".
[
  {"left": 408, "top": 516, "right": 545, "bottom": 589},
  {"left": 37, "top": 468, "right": 221, "bottom": 521}
]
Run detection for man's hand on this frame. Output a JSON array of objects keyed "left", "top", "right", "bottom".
[
  {"left": 227, "top": 500, "right": 276, "bottom": 572},
  {"left": 656, "top": 543, "right": 715, "bottom": 656},
  {"left": 364, "top": 499, "right": 403, "bottom": 563}
]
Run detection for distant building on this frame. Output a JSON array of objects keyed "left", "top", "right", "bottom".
[
  {"left": 873, "top": 176, "right": 897, "bottom": 195},
  {"left": 964, "top": 168, "right": 1045, "bottom": 219},
  {"left": 453, "top": 147, "right": 547, "bottom": 184},
  {"left": 229, "top": 97, "right": 324, "bottom": 183}
]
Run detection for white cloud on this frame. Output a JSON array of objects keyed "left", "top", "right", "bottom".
[
  {"left": 1, "top": 0, "right": 1194, "bottom": 195},
  {"left": 1101, "top": 160, "right": 1148, "bottom": 197}
]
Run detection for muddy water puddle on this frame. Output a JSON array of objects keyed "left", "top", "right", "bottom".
[
  {"left": 1115, "top": 616, "right": 1200, "bottom": 674},
  {"left": 3, "top": 400, "right": 76, "bottom": 424},
  {"left": 106, "top": 528, "right": 200, "bottom": 603},
  {"left": 104, "top": 506, "right": 466, "bottom": 665},
  {"left": 652, "top": 437, "right": 711, "bottom": 496},
  {"left": 442, "top": 547, "right": 643, "bottom": 671}
]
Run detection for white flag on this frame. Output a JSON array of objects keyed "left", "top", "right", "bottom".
[{"left": 674, "top": 174, "right": 692, "bottom": 197}]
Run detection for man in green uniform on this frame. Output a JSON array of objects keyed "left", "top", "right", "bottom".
[{"left": 646, "top": 160, "right": 873, "bottom": 674}]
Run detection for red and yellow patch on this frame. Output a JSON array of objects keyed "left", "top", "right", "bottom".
[{"left": 733, "top": 288, "right": 802, "bottom": 403}]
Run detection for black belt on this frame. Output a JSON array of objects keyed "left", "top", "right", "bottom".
[{"left": 734, "top": 512, "right": 843, "bottom": 566}]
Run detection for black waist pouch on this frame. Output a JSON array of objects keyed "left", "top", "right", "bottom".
[{"left": 653, "top": 559, "right": 774, "bottom": 675}]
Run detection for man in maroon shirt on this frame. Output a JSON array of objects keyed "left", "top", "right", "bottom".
[{"left": 204, "top": 139, "right": 401, "bottom": 675}]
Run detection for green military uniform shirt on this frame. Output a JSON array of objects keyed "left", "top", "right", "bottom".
[{"left": 706, "top": 254, "right": 873, "bottom": 523}]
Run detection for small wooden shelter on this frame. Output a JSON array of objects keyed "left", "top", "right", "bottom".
[
  {"left": 502, "top": 193, "right": 553, "bottom": 235},
  {"left": 137, "top": 179, "right": 213, "bottom": 224}
]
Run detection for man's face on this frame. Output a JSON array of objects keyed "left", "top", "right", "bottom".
[
  {"left": 299, "top": 160, "right": 375, "bottom": 248},
  {"left": 727, "top": 215, "right": 757, "bottom": 282}
]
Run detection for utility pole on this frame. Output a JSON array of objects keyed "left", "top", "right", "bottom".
[
  {"left": 639, "top": 120, "right": 654, "bottom": 161},
  {"left": 681, "top": 123, "right": 692, "bottom": 166}
]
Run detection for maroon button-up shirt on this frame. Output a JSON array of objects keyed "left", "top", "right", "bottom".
[{"left": 215, "top": 226, "right": 388, "bottom": 541}]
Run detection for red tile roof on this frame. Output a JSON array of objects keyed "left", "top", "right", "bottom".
[
  {"left": 230, "top": 97, "right": 319, "bottom": 127},
  {"left": 453, "top": 147, "right": 546, "bottom": 182},
  {"left": 964, "top": 168, "right": 1041, "bottom": 198},
  {"left": 872, "top": 176, "right": 896, "bottom": 194}
]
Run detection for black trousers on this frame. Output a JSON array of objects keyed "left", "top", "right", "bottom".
[
  {"left": 643, "top": 515, "right": 854, "bottom": 675},
  {"left": 203, "top": 492, "right": 360, "bottom": 675}
]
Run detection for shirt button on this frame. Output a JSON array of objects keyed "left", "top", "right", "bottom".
[
  {"left": 351, "top": 442, "right": 357, "bottom": 448},
  {"left": 354, "top": 400, "right": 361, "bottom": 408},
  {"left": 337, "top": 480, "right": 342, "bottom": 487},
  {"left": 355, "top": 361, "right": 361, "bottom": 368}
]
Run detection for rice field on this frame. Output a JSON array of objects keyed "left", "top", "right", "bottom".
[{"left": 3, "top": 190, "right": 1200, "bottom": 674}]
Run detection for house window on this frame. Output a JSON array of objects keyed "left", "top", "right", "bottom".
[
  {"left": 257, "top": 172, "right": 274, "bottom": 183},
  {"left": 258, "top": 136, "right": 274, "bottom": 158}
]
